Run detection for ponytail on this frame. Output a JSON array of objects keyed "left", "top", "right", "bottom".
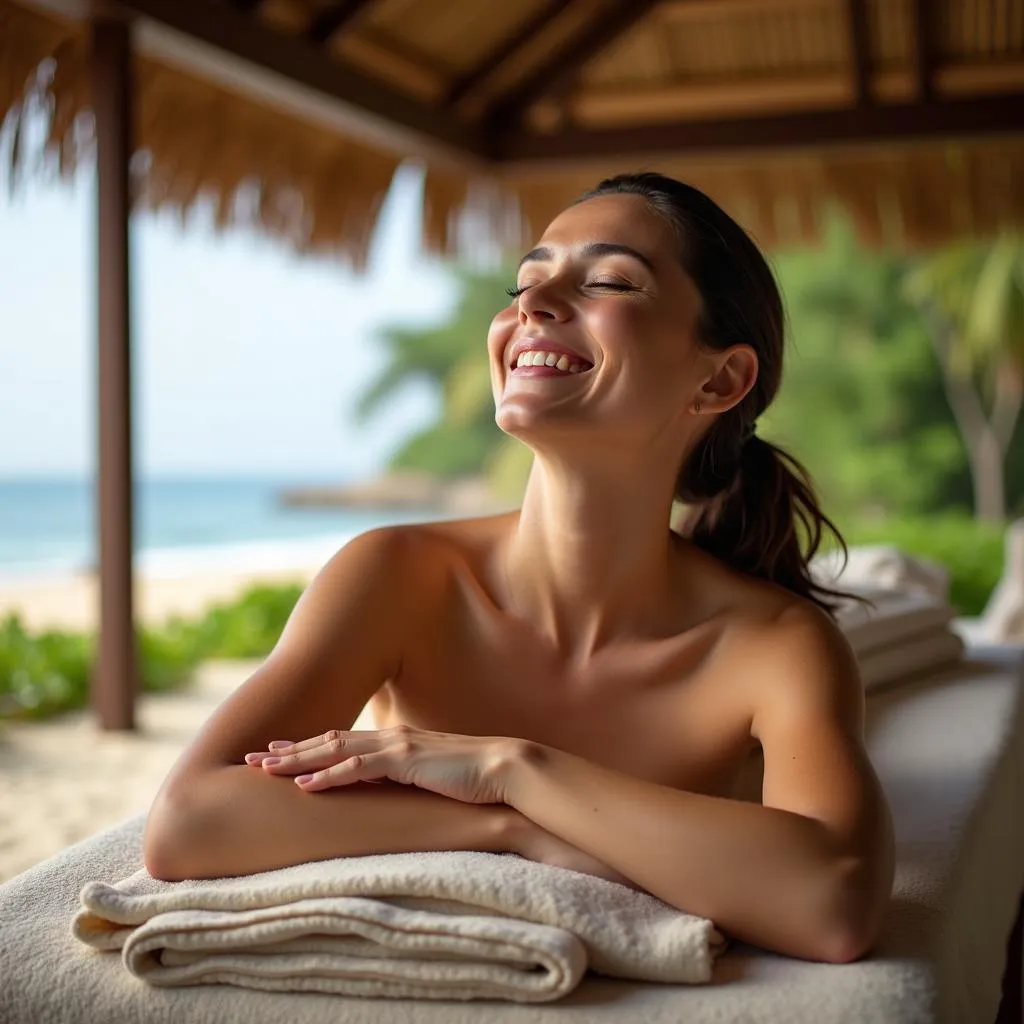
[{"left": 676, "top": 430, "right": 867, "bottom": 617}]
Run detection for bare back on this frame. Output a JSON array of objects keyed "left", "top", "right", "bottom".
[{"left": 365, "top": 513, "right": 798, "bottom": 800}]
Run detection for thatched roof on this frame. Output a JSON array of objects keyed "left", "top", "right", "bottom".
[{"left": 3, "top": 0, "right": 1023, "bottom": 265}]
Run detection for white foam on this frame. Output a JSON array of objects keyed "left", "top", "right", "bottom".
[{"left": 0, "top": 531, "right": 361, "bottom": 584}]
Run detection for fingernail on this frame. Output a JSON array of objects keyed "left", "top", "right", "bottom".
[
  {"left": 295, "top": 775, "right": 313, "bottom": 785},
  {"left": 262, "top": 757, "right": 281, "bottom": 766},
  {"left": 244, "top": 753, "right": 262, "bottom": 763},
  {"left": 269, "top": 741, "right": 293, "bottom": 750}
]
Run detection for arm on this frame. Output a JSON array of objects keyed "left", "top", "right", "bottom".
[
  {"left": 150, "top": 770, "right": 516, "bottom": 881},
  {"left": 499, "top": 604, "right": 895, "bottom": 964},
  {"left": 146, "top": 527, "right": 629, "bottom": 883},
  {"left": 144, "top": 527, "right": 513, "bottom": 879}
]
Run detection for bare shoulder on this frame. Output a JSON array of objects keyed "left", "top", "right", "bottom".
[{"left": 688, "top": 551, "right": 863, "bottom": 736}]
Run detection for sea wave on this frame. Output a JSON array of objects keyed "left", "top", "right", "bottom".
[{"left": 0, "top": 531, "right": 362, "bottom": 584}]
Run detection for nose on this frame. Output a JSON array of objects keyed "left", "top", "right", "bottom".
[{"left": 518, "top": 280, "right": 570, "bottom": 325}]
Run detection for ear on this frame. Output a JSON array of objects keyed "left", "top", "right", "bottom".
[{"left": 696, "top": 344, "right": 758, "bottom": 414}]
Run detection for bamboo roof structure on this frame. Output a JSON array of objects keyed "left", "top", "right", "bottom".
[{"left": 3, "top": 0, "right": 1024, "bottom": 262}]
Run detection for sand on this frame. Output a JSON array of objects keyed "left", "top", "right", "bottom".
[
  {"left": 0, "top": 658, "right": 258, "bottom": 884},
  {"left": 0, "top": 562, "right": 324, "bottom": 633},
  {"left": 0, "top": 561, "right": 333, "bottom": 886}
]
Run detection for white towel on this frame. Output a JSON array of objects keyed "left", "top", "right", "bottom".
[
  {"left": 834, "top": 588, "right": 957, "bottom": 656},
  {"left": 856, "top": 627, "right": 966, "bottom": 691},
  {"left": 71, "top": 848, "right": 726, "bottom": 1003},
  {"left": 811, "top": 545, "right": 950, "bottom": 602},
  {"left": 828, "top": 584, "right": 966, "bottom": 690}
]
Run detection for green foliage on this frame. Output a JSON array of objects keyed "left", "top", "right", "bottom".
[
  {"left": 170, "top": 582, "right": 305, "bottom": 661},
  {"left": 768, "top": 213, "right": 966, "bottom": 518},
  {"left": 358, "top": 264, "right": 511, "bottom": 479},
  {"left": 767, "top": 214, "right": 1024, "bottom": 520},
  {"left": 905, "top": 234, "right": 1024, "bottom": 378},
  {"left": 0, "top": 581, "right": 305, "bottom": 722},
  {"left": 0, "top": 615, "right": 93, "bottom": 720},
  {"left": 389, "top": 421, "right": 502, "bottom": 479}
]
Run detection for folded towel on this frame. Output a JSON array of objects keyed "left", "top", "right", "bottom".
[
  {"left": 811, "top": 545, "right": 950, "bottom": 602},
  {"left": 72, "top": 848, "right": 726, "bottom": 1003},
  {"left": 834, "top": 588, "right": 957, "bottom": 656},
  {"left": 857, "top": 627, "right": 965, "bottom": 692}
]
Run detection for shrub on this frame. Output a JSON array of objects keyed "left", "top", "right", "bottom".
[{"left": 0, "top": 581, "right": 305, "bottom": 722}]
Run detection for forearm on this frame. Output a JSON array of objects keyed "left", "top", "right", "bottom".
[
  {"left": 502, "top": 745, "right": 860, "bottom": 962},
  {"left": 144, "top": 767, "right": 514, "bottom": 881}
]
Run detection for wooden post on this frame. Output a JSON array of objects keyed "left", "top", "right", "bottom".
[{"left": 90, "top": 14, "right": 138, "bottom": 731}]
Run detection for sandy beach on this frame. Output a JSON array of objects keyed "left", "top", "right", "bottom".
[
  {"left": 0, "top": 561, "right": 332, "bottom": 885},
  {"left": 0, "top": 658, "right": 257, "bottom": 884},
  {"left": 0, "top": 561, "right": 325, "bottom": 633}
]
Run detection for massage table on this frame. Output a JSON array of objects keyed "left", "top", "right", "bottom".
[{"left": 1, "top": 644, "right": 1022, "bottom": 1024}]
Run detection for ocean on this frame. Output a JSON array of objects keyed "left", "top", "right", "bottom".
[{"left": 0, "top": 477, "right": 439, "bottom": 581}]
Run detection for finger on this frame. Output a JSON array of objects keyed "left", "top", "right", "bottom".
[
  {"left": 244, "top": 730, "right": 380, "bottom": 764},
  {"left": 259, "top": 733, "right": 384, "bottom": 773},
  {"left": 295, "top": 752, "right": 393, "bottom": 791}
]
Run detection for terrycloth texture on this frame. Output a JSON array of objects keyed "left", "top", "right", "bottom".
[
  {"left": 834, "top": 588, "right": 957, "bottom": 655},
  {"left": 2, "top": 646, "right": 1023, "bottom": 1024},
  {"left": 70, "top": 849, "right": 724, "bottom": 1002},
  {"left": 831, "top": 587, "right": 965, "bottom": 690},
  {"left": 857, "top": 627, "right": 966, "bottom": 692}
]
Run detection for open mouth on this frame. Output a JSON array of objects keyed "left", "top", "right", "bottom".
[{"left": 510, "top": 350, "right": 594, "bottom": 375}]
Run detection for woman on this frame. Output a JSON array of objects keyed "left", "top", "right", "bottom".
[{"left": 143, "top": 172, "right": 895, "bottom": 966}]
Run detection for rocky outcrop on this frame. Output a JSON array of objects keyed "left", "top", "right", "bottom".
[{"left": 277, "top": 472, "right": 514, "bottom": 515}]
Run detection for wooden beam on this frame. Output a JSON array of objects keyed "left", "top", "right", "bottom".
[
  {"left": 661, "top": 0, "right": 828, "bottom": 16},
  {"left": 308, "top": 0, "right": 375, "bottom": 45},
  {"left": 114, "top": 0, "right": 490, "bottom": 163},
  {"left": 500, "top": 92, "right": 1024, "bottom": 164},
  {"left": 90, "top": 14, "right": 139, "bottom": 732},
  {"left": 444, "top": 0, "right": 577, "bottom": 107},
  {"left": 912, "top": 0, "right": 935, "bottom": 101},
  {"left": 484, "top": 0, "right": 662, "bottom": 126},
  {"left": 845, "top": 0, "right": 871, "bottom": 106}
]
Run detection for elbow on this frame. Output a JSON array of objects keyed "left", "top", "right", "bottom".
[
  {"left": 142, "top": 787, "right": 204, "bottom": 882},
  {"left": 815, "top": 863, "right": 892, "bottom": 964},
  {"left": 816, "top": 919, "right": 877, "bottom": 965}
]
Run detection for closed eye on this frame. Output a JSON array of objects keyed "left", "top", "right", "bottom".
[{"left": 505, "top": 280, "right": 636, "bottom": 298}]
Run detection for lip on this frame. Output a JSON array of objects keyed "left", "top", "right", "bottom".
[{"left": 507, "top": 336, "right": 593, "bottom": 371}]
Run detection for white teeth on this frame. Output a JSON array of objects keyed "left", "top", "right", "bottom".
[{"left": 513, "top": 349, "right": 589, "bottom": 374}]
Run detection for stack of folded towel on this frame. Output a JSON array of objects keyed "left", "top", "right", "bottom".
[
  {"left": 811, "top": 545, "right": 965, "bottom": 691},
  {"left": 72, "top": 844, "right": 726, "bottom": 1002}
]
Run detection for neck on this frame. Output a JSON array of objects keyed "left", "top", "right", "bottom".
[{"left": 501, "top": 452, "right": 682, "bottom": 661}]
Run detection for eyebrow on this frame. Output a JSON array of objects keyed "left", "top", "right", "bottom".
[{"left": 517, "top": 242, "right": 657, "bottom": 275}]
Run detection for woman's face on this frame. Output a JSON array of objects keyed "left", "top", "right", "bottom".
[{"left": 487, "top": 193, "right": 711, "bottom": 455}]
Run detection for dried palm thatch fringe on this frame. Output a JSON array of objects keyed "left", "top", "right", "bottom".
[
  {"left": 0, "top": 1, "right": 422, "bottom": 269},
  {"left": 2, "top": 0, "right": 1023, "bottom": 262}
]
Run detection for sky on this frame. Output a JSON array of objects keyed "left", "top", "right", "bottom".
[{"left": 0, "top": 156, "right": 473, "bottom": 483}]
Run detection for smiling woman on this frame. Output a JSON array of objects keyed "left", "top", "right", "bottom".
[{"left": 145, "top": 172, "right": 894, "bottom": 967}]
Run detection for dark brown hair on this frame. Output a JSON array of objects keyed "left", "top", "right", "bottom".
[{"left": 574, "top": 172, "right": 864, "bottom": 617}]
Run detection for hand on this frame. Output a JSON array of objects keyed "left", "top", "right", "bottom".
[{"left": 243, "top": 727, "right": 523, "bottom": 805}]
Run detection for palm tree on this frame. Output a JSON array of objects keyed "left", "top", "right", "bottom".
[
  {"left": 355, "top": 264, "right": 516, "bottom": 479},
  {"left": 904, "top": 234, "right": 1024, "bottom": 521}
]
